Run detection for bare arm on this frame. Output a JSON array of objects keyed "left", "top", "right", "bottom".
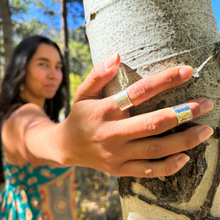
[{"left": 2, "top": 104, "right": 63, "bottom": 166}]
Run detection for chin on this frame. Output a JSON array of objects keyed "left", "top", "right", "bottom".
[
  {"left": 45, "top": 96, "right": 56, "bottom": 100},
  {"left": 44, "top": 93, "right": 56, "bottom": 99}
]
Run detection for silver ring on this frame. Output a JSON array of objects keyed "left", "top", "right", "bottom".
[
  {"left": 171, "top": 103, "right": 193, "bottom": 125},
  {"left": 114, "top": 89, "right": 134, "bottom": 111}
]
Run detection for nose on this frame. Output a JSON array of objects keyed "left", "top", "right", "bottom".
[{"left": 48, "top": 67, "right": 60, "bottom": 79}]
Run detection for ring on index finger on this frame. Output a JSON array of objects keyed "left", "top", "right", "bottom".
[
  {"left": 114, "top": 89, "right": 134, "bottom": 111},
  {"left": 171, "top": 103, "right": 193, "bottom": 125}
]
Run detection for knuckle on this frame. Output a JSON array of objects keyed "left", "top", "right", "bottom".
[
  {"left": 163, "top": 164, "right": 172, "bottom": 176},
  {"left": 145, "top": 164, "right": 154, "bottom": 178},
  {"left": 164, "top": 68, "right": 179, "bottom": 81},
  {"left": 148, "top": 143, "right": 164, "bottom": 158},
  {"left": 130, "top": 80, "right": 152, "bottom": 99},
  {"left": 89, "top": 65, "right": 103, "bottom": 82},
  {"left": 90, "top": 128, "right": 107, "bottom": 145},
  {"left": 183, "top": 137, "right": 193, "bottom": 150},
  {"left": 97, "top": 100, "right": 111, "bottom": 115},
  {"left": 93, "top": 125, "right": 115, "bottom": 145},
  {"left": 91, "top": 127, "right": 119, "bottom": 150},
  {"left": 92, "top": 126, "right": 117, "bottom": 149},
  {"left": 144, "top": 115, "right": 165, "bottom": 134},
  {"left": 164, "top": 72, "right": 175, "bottom": 83},
  {"left": 88, "top": 101, "right": 106, "bottom": 121},
  {"left": 93, "top": 131, "right": 107, "bottom": 143}
]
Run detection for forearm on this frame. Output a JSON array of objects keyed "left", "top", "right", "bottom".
[{"left": 24, "top": 120, "right": 68, "bottom": 166}]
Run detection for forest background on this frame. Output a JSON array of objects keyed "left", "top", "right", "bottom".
[{"left": 0, "top": 0, "right": 219, "bottom": 219}]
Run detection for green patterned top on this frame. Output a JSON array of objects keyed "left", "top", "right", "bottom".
[{"left": 0, "top": 155, "right": 77, "bottom": 220}]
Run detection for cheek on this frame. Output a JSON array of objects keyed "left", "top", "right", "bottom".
[
  {"left": 26, "top": 70, "right": 46, "bottom": 88},
  {"left": 29, "top": 68, "right": 45, "bottom": 81}
]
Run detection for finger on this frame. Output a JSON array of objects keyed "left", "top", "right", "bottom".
[
  {"left": 112, "top": 98, "right": 213, "bottom": 140},
  {"left": 105, "top": 66, "right": 194, "bottom": 111},
  {"left": 127, "top": 66, "right": 194, "bottom": 106},
  {"left": 117, "top": 153, "right": 190, "bottom": 178},
  {"left": 74, "top": 53, "right": 120, "bottom": 103},
  {"left": 122, "top": 124, "right": 213, "bottom": 161}
]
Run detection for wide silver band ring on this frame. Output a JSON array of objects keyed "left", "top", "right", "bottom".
[
  {"left": 171, "top": 103, "right": 193, "bottom": 125},
  {"left": 114, "top": 89, "right": 134, "bottom": 111}
]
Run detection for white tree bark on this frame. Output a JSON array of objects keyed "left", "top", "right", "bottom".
[{"left": 83, "top": 0, "right": 220, "bottom": 219}]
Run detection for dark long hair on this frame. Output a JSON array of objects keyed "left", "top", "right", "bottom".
[{"left": 0, "top": 36, "right": 67, "bottom": 183}]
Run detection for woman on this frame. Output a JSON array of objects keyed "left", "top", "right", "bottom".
[{"left": 0, "top": 36, "right": 213, "bottom": 219}]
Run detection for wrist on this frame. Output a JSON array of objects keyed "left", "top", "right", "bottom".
[{"left": 52, "top": 119, "right": 77, "bottom": 166}]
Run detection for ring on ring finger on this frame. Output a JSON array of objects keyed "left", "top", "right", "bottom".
[{"left": 171, "top": 103, "right": 193, "bottom": 125}]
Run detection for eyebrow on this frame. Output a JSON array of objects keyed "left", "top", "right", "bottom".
[{"left": 37, "top": 58, "right": 63, "bottom": 65}]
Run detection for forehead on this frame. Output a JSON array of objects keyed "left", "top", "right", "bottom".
[{"left": 32, "top": 43, "right": 61, "bottom": 62}]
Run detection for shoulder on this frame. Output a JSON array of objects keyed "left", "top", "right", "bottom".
[
  {"left": 3, "top": 103, "right": 49, "bottom": 132},
  {"left": 9, "top": 103, "right": 47, "bottom": 119}
]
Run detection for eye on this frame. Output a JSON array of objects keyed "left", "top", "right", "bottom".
[
  {"left": 39, "top": 63, "right": 47, "bottom": 67},
  {"left": 56, "top": 66, "right": 63, "bottom": 70}
]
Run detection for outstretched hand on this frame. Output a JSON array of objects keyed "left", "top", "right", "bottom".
[{"left": 58, "top": 53, "right": 213, "bottom": 178}]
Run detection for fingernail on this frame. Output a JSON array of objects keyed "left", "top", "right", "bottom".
[
  {"left": 179, "top": 66, "right": 194, "bottom": 80},
  {"left": 104, "top": 53, "right": 117, "bottom": 70},
  {"left": 177, "top": 155, "right": 190, "bottom": 168},
  {"left": 198, "top": 126, "right": 213, "bottom": 141},
  {"left": 200, "top": 100, "right": 213, "bottom": 114}
]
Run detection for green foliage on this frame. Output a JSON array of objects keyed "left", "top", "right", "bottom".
[
  {"left": 68, "top": 27, "right": 93, "bottom": 103},
  {"left": 69, "top": 30, "right": 93, "bottom": 77},
  {"left": 69, "top": 73, "right": 83, "bottom": 104},
  {"left": 9, "top": 0, "right": 59, "bottom": 41},
  {"left": 36, "top": 0, "right": 44, "bottom": 9},
  {"left": 13, "top": 18, "right": 48, "bottom": 39},
  {"left": 9, "top": 0, "right": 30, "bottom": 14},
  {"left": 75, "top": 167, "right": 122, "bottom": 220}
]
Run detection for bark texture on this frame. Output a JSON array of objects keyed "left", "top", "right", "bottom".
[
  {"left": 83, "top": 0, "right": 220, "bottom": 219},
  {"left": 60, "top": 0, "right": 71, "bottom": 117},
  {"left": 0, "top": 0, "right": 13, "bottom": 66}
]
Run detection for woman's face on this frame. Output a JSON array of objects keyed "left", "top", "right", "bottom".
[{"left": 22, "top": 43, "right": 63, "bottom": 106}]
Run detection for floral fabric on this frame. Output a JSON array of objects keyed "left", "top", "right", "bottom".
[{"left": 0, "top": 157, "right": 77, "bottom": 220}]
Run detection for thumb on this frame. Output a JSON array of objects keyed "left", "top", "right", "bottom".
[{"left": 74, "top": 53, "right": 120, "bottom": 103}]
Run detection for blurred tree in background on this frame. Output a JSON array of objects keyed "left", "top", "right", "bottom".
[
  {"left": 0, "top": 0, "right": 122, "bottom": 219},
  {"left": 0, "top": 0, "right": 13, "bottom": 65}
]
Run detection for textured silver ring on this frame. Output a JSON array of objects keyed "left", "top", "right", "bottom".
[
  {"left": 114, "top": 89, "right": 134, "bottom": 111},
  {"left": 171, "top": 103, "right": 193, "bottom": 125}
]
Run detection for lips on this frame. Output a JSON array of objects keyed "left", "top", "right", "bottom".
[{"left": 44, "top": 84, "right": 57, "bottom": 89}]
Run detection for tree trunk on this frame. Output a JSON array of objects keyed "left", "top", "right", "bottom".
[
  {"left": 0, "top": 0, "right": 13, "bottom": 66},
  {"left": 0, "top": 20, "right": 4, "bottom": 78},
  {"left": 60, "top": 0, "right": 71, "bottom": 117},
  {"left": 83, "top": 0, "right": 220, "bottom": 219}
]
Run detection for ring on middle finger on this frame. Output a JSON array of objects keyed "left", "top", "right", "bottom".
[
  {"left": 114, "top": 89, "right": 134, "bottom": 111},
  {"left": 171, "top": 103, "right": 193, "bottom": 125}
]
